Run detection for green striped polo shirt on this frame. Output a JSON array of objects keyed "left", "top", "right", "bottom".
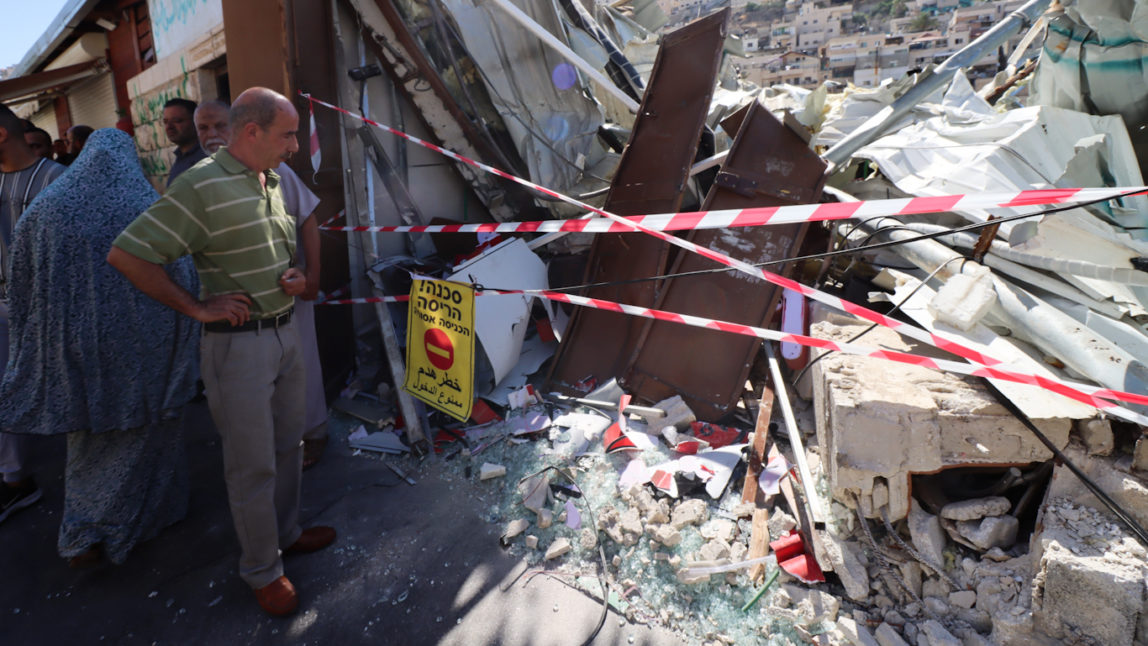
[{"left": 113, "top": 148, "right": 297, "bottom": 318}]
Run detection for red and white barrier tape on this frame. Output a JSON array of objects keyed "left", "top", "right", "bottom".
[
  {"left": 319, "top": 187, "right": 1147, "bottom": 234},
  {"left": 317, "top": 209, "right": 345, "bottom": 230},
  {"left": 304, "top": 95, "right": 1147, "bottom": 423},
  {"left": 316, "top": 286, "right": 1148, "bottom": 421}
]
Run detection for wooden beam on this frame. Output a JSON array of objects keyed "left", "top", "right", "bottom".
[{"left": 742, "top": 382, "right": 776, "bottom": 583}]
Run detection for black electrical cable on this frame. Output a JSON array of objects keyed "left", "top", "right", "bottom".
[
  {"left": 517, "top": 465, "right": 610, "bottom": 646},
  {"left": 982, "top": 379, "right": 1148, "bottom": 549}
]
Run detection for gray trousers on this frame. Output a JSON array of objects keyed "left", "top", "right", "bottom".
[
  {"left": 294, "top": 298, "right": 328, "bottom": 441},
  {"left": 0, "top": 301, "right": 29, "bottom": 483},
  {"left": 202, "top": 321, "right": 306, "bottom": 589}
]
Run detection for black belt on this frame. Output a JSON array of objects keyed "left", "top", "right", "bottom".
[{"left": 204, "top": 308, "right": 293, "bottom": 333}]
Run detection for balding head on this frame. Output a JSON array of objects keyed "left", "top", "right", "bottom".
[
  {"left": 226, "top": 87, "right": 299, "bottom": 173},
  {"left": 195, "top": 99, "right": 231, "bottom": 154},
  {"left": 230, "top": 87, "right": 295, "bottom": 132}
]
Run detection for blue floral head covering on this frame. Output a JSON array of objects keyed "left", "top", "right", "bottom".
[{"left": 19, "top": 128, "right": 158, "bottom": 231}]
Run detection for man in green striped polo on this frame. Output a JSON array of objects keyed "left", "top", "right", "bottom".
[{"left": 108, "top": 87, "right": 335, "bottom": 617}]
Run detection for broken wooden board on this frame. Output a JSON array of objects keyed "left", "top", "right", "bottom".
[{"left": 742, "top": 383, "right": 777, "bottom": 583}]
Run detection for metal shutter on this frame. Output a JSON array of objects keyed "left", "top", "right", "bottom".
[
  {"left": 30, "top": 104, "right": 57, "bottom": 137},
  {"left": 67, "top": 73, "right": 118, "bottom": 131}
]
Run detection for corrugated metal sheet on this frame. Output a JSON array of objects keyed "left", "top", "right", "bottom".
[{"left": 67, "top": 73, "right": 117, "bottom": 130}]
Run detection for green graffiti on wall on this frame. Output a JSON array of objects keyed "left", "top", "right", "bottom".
[{"left": 131, "top": 56, "right": 195, "bottom": 155}]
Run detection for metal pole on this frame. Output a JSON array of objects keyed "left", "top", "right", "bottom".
[
  {"left": 822, "top": 0, "right": 1050, "bottom": 169},
  {"left": 764, "top": 341, "right": 824, "bottom": 520}
]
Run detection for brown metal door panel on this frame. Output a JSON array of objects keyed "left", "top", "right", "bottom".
[
  {"left": 546, "top": 9, "right": 731, "bottom": 392},
  {"left": 622, "top": 102, "right": 827, "bottom": 420}
]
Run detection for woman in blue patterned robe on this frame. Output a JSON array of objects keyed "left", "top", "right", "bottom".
[{"left": 0, "top": 128, "right": 199, "bottom": 566}]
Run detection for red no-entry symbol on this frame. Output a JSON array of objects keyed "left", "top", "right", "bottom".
[{"left": 424, "top": 328, "right": 454, "bottom": 370}]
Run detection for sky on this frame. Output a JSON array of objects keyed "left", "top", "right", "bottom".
[{"left": 1, "top": 1, "right": 72, "bottom": 70}]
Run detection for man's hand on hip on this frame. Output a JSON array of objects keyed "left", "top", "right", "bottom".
[
  {"left": 279, "top": 268, "right": 307, "bottom": 297},
  {"left": 196, "top": 294, "right": 252, "bottom": 325}
]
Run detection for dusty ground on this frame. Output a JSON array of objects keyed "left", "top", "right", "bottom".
[{"left": 0, "top": 402, "right": 687, "bottom": 646}]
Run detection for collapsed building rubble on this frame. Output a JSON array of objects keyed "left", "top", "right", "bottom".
[{"left": 317, "top": 0, "right": 1148, "bottom": 643}]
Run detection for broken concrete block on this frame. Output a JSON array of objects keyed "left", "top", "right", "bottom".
[
  {"left": 951, "top": 625, "right": 995, "bottom": 646},
  {"left": 823, "top": 535, "right": 870, "bottom": 601},
  {"left": 956, "top": 515, "right": 1019, "bottom": 551},
  {"left": 504, "top": 519, "right": 529, "bottom": 540},
  {"left": 982, "top": 547, "right": 1010, "bottom": 562},
  {"left": 940, "top": 497, "right": 1012, "bottom": 521},
  {"left": 927, "top": 270, "right": 996, "bottom": 331},
  {"left": 618, "top": 507, "right": 643, "bottom": 543},
  {"left": 908, "top": 499, "right": 947, "bottom": 572},
  {"left": 537, "top": 509, "right": 553, "bottom": 530},
  {"left": 768, "top": 509, "right": 797, "bottom": 537},
  {"left": 676, "top": 568, "right": 710, "bottom": 585},
  {"left": 1133, "top": 437, "right": 1148, "bottom": 473},
  {"left": 948, "top": 590, "right": 976, "bottom": 609},
  {"left": 923, "top": 596, "right": 949, "bottom": 617},
  {"left": 874, "top": 622, "right": 908, "bottom": 646},
  {"left": 597, "top": 506, "right": 627, "bottom": 544},
  {"left": 698, "top": 539, "right": 730, "bottom": 562},
  {"left": 699, "top": 518, "right": 737, "bottom": 543},
  {"left": 651, "top": 524, "right": 682, "bottom": 547},
  {"left": 524, "top": 535, "right": 538, "bottom": 549},
  {"left": 919, "top": 620, "right": 962, "bottom": 646},
  {"left": 899, "top": 561, "right": 923, "bottom": 598},
  {"left": 834, "top": 616, "right": 880, "bottom": 646},
  {"left": 670, "top": 498, "right": 708, "bottom": 529},
  {"left": 579, "top": 528, "right": 597, "bottom": 550},
  {"left": 650, "top": 395, "right": 696, "bottom": 430},
  {"left": 479, "top": 463, "right": 507, "bottom": 480},
  {"left": 728, "top": 541, "right": 747, "bottom": 563},
  {"left": 518, "top": 473, "right": 551, "bottom": 514},
  {"left": 731, "top": 501, "right": 755, "bottom": 518},
  {"left": 628, "top": 487, "right": 670, "bottom": 524},
  {"left": 1076, "top": 418, "right": 1113, "bottom": 456},
  {"left": 811, "top": 320, "right": 1071, "bottom": 522},
  {"left": 782, "top": 584, "right": 840, "bottom": 623},
  {"left": 1045, "top": 443, "right": 1148, "bottom": 531},
  {"left": 544, "top": 538, "right": 571, "bottom": 560},
  {"left": 1032, "top": 499, "right": 1148, "bottom": 646}
]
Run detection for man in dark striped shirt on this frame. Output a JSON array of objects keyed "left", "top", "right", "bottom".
[{"left": 0, "top": 103, "right": 65, "bottom": 523}]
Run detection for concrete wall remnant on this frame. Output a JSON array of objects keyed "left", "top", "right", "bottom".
[
  {"left": 810, "top": 317, "right": 1072, "bottom": 520},
  {"left": 126, "top": 25, "right": 226, "bottom": 189},
  {"left": 1031, "top": 498, "right": 1148, "bottom": 645}
]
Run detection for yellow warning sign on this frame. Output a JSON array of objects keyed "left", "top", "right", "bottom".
[{"left": 403, "top": 279, "right": 475, "bottom": 421}]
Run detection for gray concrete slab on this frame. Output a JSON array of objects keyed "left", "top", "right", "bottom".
[{"left": 0, "top": 402, "right": 687, "bottom": 645}]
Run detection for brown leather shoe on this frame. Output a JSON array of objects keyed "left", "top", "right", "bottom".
[
  {"left": 67, "top": 545, "right": 103, "bottom": 569},
  {"left": 284, "top": 526, "right": 336, "bottom": 556},
  {"left": 254, "top": 576, "right": 298, "bottom": 616}
]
